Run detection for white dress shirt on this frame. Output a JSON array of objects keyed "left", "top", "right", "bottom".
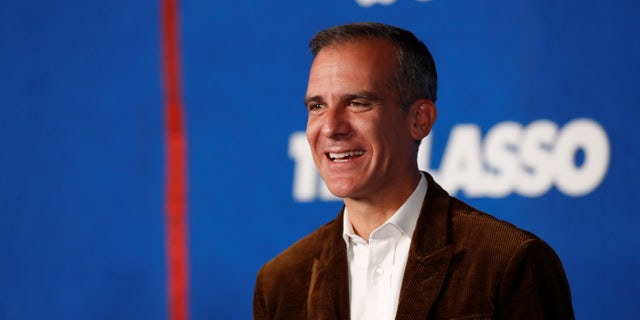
[{"left": 342, "top": 175, "right": 428, "bottom": 320}]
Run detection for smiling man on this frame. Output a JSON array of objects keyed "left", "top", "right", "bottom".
[{"left": 254, "top": 22, "right": 574, "bottom": 319}]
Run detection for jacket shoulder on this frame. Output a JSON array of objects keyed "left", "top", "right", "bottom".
[
  {"left": 254, "top": 217, "right": 341, "bottom": 319},
  {"left": 261, "top": 217, "right": 338, "bottom": 275},
  {"left": 255, "top": 217, "right": 340, "bottom": 294},
  {"left": 432, "top": 197, "right": 574, "bottom": 318},
  {"left": 448, "top": 197, "right": 539, "bottom": 250}
]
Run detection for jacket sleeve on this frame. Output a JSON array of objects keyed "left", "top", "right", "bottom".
[{"left": 495, "top": 238, "right": 575, "bottom": 319}]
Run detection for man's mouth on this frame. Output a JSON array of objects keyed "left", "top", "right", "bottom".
[{"left": 327, "top": 150, "right": 364, "bottom": 162}]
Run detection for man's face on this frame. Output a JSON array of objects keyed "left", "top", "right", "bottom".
[{"left": 305, "top": 39, "right": 418, "bottom": 202}]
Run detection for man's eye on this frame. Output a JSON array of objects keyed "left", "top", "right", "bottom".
[
  {"left": 307, "top": 103, "right": 324, "bottom": 112},
  {"left": 349, "top": 100, "right": 370, "bottom": 107},
  {"left": 348, "top": 101, "right": 372, "bottom": 111}
]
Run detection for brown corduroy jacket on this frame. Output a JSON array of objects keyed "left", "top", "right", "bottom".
[{"left": 253, "top": 173, "right": 574, "bottom": 319}]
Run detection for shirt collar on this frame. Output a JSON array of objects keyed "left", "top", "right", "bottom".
[{"left": 342, "top": 174, "right": 428, "bottom": 244}]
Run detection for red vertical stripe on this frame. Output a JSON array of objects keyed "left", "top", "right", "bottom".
[{"left": 160, "top": 0, "right": 189, "bottom": 320}]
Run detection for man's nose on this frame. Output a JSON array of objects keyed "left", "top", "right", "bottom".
[{"left": 321, "top": 107, "right": 351, "bottom": 139}]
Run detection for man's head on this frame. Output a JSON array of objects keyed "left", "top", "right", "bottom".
[
  {"left": 304, "top": 22, "right": 437, "bottom": 204},
  {"left": 309, "top": 22, "right": 438, "bottom": 109}
]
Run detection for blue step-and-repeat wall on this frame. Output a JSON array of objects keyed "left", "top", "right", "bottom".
[{"left": 1, "top": 0, "right": 638, "bottom": 319}]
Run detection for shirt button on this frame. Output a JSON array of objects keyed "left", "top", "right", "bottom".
[{"left": 375, "top": 268, "right": 384, "bottom": 277}]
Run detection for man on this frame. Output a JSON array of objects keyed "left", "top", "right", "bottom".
[{"left": 254, "top": 22, "right": 574, "bottom": 319}]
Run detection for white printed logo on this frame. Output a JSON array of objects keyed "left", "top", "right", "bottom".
[
  {"left": 289, "top": 118, "right": 610, "bottom": 202},
  {"left": 355, "top": 0, "right": 431, "bottom": 8}
]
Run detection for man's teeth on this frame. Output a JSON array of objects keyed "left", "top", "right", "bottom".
[{"left": 329, "top": 151, "right": 364, "bottom": 161}]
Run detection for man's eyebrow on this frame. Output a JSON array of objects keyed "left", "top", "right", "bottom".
[
  {"left": 304, "top": 95, "right": 323, "bottom": 106},
  {"left": 342, "top": 92, "right": 381, "bottom": 102},
  {"left": 303, "top": 92, "right": 382, "bottom": 106}
]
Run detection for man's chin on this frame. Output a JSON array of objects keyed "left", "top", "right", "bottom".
[{"left": 324, "top": 180, "right": 362, "bottom": 200}]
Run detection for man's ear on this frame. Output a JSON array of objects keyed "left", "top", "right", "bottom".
[{"left": 409, "top": 99, "right": 437, "bottom": 141}]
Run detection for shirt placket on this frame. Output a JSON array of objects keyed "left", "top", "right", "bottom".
[{"left": 367, "top": 231, "right": 395, "bottom": 319}]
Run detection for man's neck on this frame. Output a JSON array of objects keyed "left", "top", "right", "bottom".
[{"left": 344, "top": 172, "right": 422, "bottom": 241}]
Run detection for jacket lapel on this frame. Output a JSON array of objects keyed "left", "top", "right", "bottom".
[
  {"left": 395, "top": 245, "right": 453, "bottom": 320},
  {"left": 307, "top": 210, "right": 350, "bottom": 320},
  {"left": 396, "top": 173, "right": 454, "bottom": 320}
]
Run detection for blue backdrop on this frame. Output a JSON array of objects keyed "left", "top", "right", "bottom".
[{"left": 1, "top": 0, "right": 638, "bottom": 319}]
